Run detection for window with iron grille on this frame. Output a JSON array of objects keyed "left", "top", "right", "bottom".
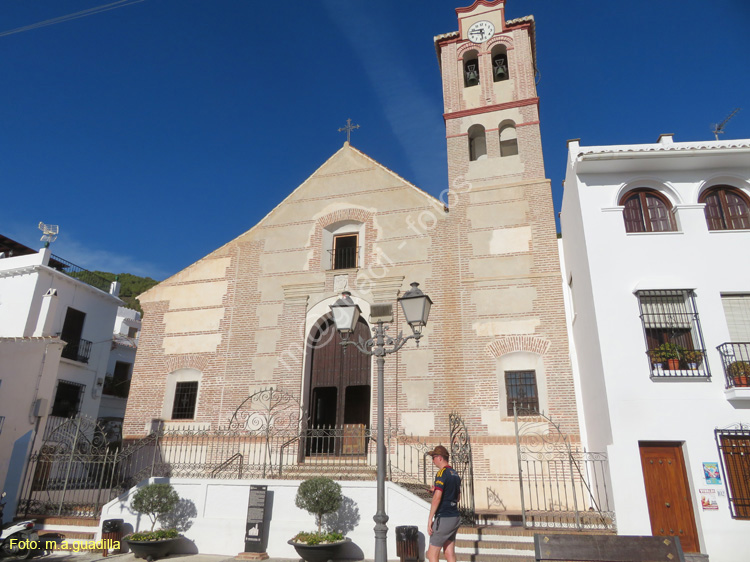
[
  {"left": 716, "top": 427, "right": 750, "bottom": 519},
  {"left": 332, "top": 234, "right": 358, "bottom": 270},
  {"left": 172, "top": 381, "right": 199, "bottom": 419},
  {"left": 51, "top": 380, "right": 85, "bottom": 418},
  {"left": 505, "top": 370, "right": 539, "bottom": 415},
  {"left": 636, "top": 290, "right": 709, "bottom": 378}
]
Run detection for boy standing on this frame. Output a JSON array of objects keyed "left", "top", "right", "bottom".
[{"left": 426, "top": 445, "right": 461, "bottom": 562}]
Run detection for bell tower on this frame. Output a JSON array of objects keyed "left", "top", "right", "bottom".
[
  {"left": 430, "top": 0, "right": 580, "bottom": 508},
  {"left": 435, "top": 0, "right": 544, "bottom": 189}
]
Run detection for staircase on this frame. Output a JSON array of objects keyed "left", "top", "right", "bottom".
[
  {"left": 447, "top": 512, "right": 616, "bottom": 562},
  {"left": 30, "top": 515, "right": 100, "bottom": 551}
]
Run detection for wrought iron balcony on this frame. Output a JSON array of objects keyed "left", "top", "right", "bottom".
[
  {"left": 717, "top": 343, "right": 750, "bottom": 389},
  {"left": 646, "top": 344, "right": 709, "bottom": 379},
  {"left": 50, "top": 254, "right": 111, "bottom": 292},
  {"left": 61, "top": 337, "right": 92, "bottom": 364}
]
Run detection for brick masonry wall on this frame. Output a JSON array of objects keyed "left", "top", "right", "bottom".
[{"left": 124, "top": 6, "right": 579, "bottom": 512}]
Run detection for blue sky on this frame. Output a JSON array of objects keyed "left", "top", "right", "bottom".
[{"left": 2, "top": 0, "right": 748, "bottom": 281}]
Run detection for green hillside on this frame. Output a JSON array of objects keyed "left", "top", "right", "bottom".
[{"left": 93, "top": 271, "right": 160, "bottom": 315}]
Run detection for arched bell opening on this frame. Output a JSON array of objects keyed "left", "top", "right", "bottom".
[{"left": 302, "top": 314, "right": 372, "bottom": 457}]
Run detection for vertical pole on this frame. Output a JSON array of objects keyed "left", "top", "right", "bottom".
[
  {"left": 58, "top": 417, "right": 81, "bottom": 515},
  {"left": 513, "top": 402, "right": 526, "bottom": 528},
  {"left": 150, "top": 424, "right": 161, "bottom": 478},
  {"left": 569, "top": 444, "right": 581, "bottom": 530},
  {"left": 387, "top": 418, "right": 392, "bottom": 482},
  {"left": 373, "top": 322, "right": 388, "bottom": 562},
  {"left": 95, "top": 446, "right": 109, "bottom": 513}
]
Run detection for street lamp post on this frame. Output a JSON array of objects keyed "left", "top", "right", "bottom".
[{"left": 330, "top": 283, "right": 432, "bottom": 562}]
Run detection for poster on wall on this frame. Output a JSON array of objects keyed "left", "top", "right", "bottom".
[
  {"left": 703, "top": 462, "right": 721, "bottom": 484},
  {"left": 700, "top": 489, "right": 718, "bottom": 511}
]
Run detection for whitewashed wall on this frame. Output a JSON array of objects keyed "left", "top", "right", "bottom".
[
  {"left": 560, "top": 137, "right": 750, "bottom": 562},
  {"left": 100, "top": 478, "right": 431, "bottom": 560}
]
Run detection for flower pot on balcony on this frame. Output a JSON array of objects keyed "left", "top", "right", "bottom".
[
  {"left": 733, "top": 376, "right": 750, "bottom": 387},
  {"left": 652, "top": 363, "right": 665, "bottom": 374},
  {"left": 667, "top": 359, "right": 680, "bottom": 371}
]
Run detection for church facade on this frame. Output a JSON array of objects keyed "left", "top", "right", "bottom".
[{"left": 124, "top": 0, "right": 578, "bottom": 511}]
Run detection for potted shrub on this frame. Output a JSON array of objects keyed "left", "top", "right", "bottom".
[
  {"left": 682, "top": 349, "right": 703, "bottom": 370},
  {"left": 649, "top": 343, "right": 683, "bottom": 371},
  {"left": 124, "top": 483, "right": 181, "bottom": 562},
  {"left": 288, "top": 477, "right": 349, "bottom": 562},
  {"left": 728, "top": 361, "right": 750, "bottom": 387}
]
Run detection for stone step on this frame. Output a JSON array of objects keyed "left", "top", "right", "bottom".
[
  {"left": 456, "top": 538, "right": 535, "bottom": 554},
  {"left": 25, "top": 515, "right": 99, "bottom": 527},
  {"left": 450, "top": 554, "right": 535, "bottom": 562},
  {"left": 457, "top": 525, "right": 616, "bottom": 539}
]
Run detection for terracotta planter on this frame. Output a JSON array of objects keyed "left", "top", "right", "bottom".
[
  {"left": 733, "top": 375, "right": 750, "bottom": 387},
  {"left": 125, "top": 537, "right": 181, "bottom": 562},
  {"left": 667, "top": 358, "right": 680, "bottom": 370},
  {"left": 287, "top": 538, "right": 350, "bottom": 562}
]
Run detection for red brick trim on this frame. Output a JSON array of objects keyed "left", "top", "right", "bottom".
[
  {"left": 485, "top": 336, "right": 551, "bottom": 358},
  {"left": 444, "top": 98, "right": 539, "bottom": 121},
  {"left": 316, "top": 208, "right": 373, "bottom": 228},
  {"left": 165, "top": 354, "right": 210, "bottom": 373}
]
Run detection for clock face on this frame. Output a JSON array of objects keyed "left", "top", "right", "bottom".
[{"left": 467, "top": 20, "right": 495, "bottom": 44}]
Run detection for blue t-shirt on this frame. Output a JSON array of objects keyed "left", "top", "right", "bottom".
[{"left": 433, "top": 466, "right": 461, "bottom": 517}]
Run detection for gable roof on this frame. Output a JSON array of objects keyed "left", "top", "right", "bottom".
[{"left": 141, "top": 142, "right": 444, "bottom": 294}]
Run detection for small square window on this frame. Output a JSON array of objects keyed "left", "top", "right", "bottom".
[
  {"left": 505, "top": 370, "right": 539, "bottom": 416},
  {"left": 127, "top": 326, "right": 138, "bottom": 338},
  {"left": 172, "top": 381, "right": 199, "bottom": 420},
  {"left": 51, "top": 380, "right": 85, "bottom": 418}
]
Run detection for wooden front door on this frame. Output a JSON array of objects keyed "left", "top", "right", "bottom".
[
  {"left": 305, "top": 317, "right": 371, "bottom": 455},
  {"left": 639, "top": 443, "right": 699, "bottom": 552}
]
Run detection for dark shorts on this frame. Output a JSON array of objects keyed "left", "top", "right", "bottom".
[{"left": 429, "top": 515, "right": 461, "bottom": 547}]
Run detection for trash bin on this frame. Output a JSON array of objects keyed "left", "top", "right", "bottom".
[
  {"left": 101, "top": 519, "right": 124, "bottom": 557},
  {"left": 395, "top": 525, "right": 419, "bottom": 562}
]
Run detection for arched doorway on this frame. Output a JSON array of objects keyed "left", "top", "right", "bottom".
[{"left": 304, "top": 315, "right": 371, "bottom": 456}]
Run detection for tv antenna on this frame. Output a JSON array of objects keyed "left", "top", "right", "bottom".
[
  {"left": 38, "top": 222, "right": 59, "bottom": 248},
  {"left": 712, "top": 108, "right": 740, "bottom": 140}
]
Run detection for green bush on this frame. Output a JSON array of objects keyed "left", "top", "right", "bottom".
[
  {"left": 295, "top": 477, "right": 342, "bottom": 533},
  {"left": 126, "top": 529, "right": 179, "bottom": 542},
  {"left": 291, "top": 531, "right": 344, "bottom": 545},
  {"left": 131, "top": 483, "right": 180, "bottom": 532}
]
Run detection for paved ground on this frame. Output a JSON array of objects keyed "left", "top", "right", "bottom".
[{"left": 37, "top": 553, "right": 300, "bottom": 562}]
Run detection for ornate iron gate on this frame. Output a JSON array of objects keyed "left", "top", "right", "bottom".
[
  {"left": 19, "top": 415, "right": 116, "bottom": 516},
  {"left": 513, "top": 405, "right": 615, "bottom": 530},
  {"left": 449, "top": 411, "right": 475, "bottom": 523}
]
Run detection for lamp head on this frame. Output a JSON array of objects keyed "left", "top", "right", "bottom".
[
  {"left": 398, "top": 282, "right": 432, "bottom": 337},
  {"left": 330, "top": 291, "right": 362, "bottom": 338}
]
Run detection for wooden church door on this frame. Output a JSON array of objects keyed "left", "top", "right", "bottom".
[{"left": 306, "top": 317, "right": 371, "bottom": 456}]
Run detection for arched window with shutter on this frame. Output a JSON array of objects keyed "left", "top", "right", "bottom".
[
  {"left": 699, "top": 186, "right": 750, "bottom": 231},
  {"left": 619, "top": 189, "right": 676, "bottom": 233}
]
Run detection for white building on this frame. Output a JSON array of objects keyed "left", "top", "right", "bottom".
[
  {"left": 0, "top": 237, "right": 122, "bottom": 517},
  {"left": 97, "top": 306, "right": 141, "bottom": 427},
  {"left": 560, "top": 135, "right": 750, "bottom": 562}
]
